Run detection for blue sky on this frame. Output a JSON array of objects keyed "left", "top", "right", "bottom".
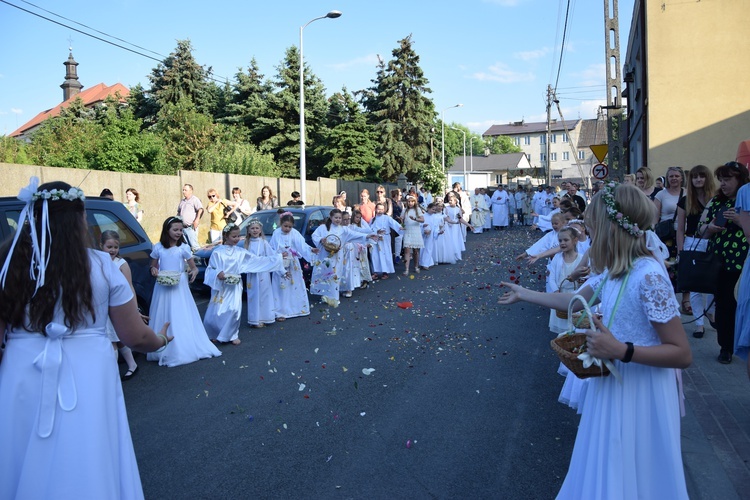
[{"left": 0, "top": 0, "right": 635, "bottom": 137}]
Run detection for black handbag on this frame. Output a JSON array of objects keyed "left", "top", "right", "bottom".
[
  {"left": 655, "top": 219, "right": 675, "bottom": 241},
  {"left": 223, "top": 204, "right": 238, "bottom": 223},
  {"left": 677, "top": 248, "right": 722, "bottom": 294}
]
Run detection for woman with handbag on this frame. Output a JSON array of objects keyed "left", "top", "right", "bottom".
[
  {"left": 654, "top": 166, "right": 686, "bottom": 308},
  {"left": 676, "top": 165, "right": 716, "bottom": 337},
  {"left": 696, "top": 162, "right": 749, "bottom": 364},
  {"left": 498, "top": 182, "right": 691, "bottom": 498}
]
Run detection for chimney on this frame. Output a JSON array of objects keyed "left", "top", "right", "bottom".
[{"left": 61, "top": 50, "right": 83, "bottom": 101}]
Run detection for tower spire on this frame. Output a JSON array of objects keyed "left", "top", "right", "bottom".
[{"left": 60, "top": 49, "right": 83, "bottom": 101}]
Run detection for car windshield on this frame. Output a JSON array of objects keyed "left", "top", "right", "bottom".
[{"left": 241, "top": 211, "right": 305, "bottom": 236}]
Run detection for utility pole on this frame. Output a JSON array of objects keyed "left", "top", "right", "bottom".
[
  {"left": 604, "top": 0, "right": 625, "bottom": 177},
  {"left": 546, "top": 85, "right": 553, "bottom": 186}
]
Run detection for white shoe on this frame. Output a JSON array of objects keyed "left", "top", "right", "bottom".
[{"left": 343, "top": 291, "right": 353, "bottom": 298}]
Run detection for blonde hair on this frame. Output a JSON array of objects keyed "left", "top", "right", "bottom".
[
  {"left": 585, "top": 183, "right": 654, "bottom": 279},
  {"left": 636, "top": 166, "right": 655, "bottom": 189}
]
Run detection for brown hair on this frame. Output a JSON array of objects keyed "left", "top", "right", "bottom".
[
  {"left": 0, "top": 181, "right": 95, "bottom": 332},
  {"left": 685, "top": 165, "right": 716, "bottom": 216}
]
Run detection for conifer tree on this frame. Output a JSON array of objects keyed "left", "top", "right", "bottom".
[
  {"left": 360, "top": 35, "right": 436, "bottom": 182},
  {"left": 323, "top": 88, "right": 381, "bottom": 180},
  {"left": 259, "top": 46, "right": 330, "bottom": 178}
]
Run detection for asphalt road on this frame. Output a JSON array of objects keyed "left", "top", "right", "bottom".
[{"left": 123, "top": 227, "right": 580, "bottom": 499}]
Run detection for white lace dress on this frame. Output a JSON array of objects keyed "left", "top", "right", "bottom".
[{"left": 557, "top": 257, "right": 688, "bottom": 499}]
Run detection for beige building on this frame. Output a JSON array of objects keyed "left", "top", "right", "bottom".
[
  {"left": 482, "top": 118, "right": 606, "bottom": 188},
  {"left": 623, "top": 0, "right": 750, "bottom": 176}
]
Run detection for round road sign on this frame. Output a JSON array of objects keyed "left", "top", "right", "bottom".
[{"left": 591, "top": 163, "right": 609, "bottom": 180}]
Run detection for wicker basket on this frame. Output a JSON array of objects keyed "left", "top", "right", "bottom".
[
  {"left": 156, "top": 271, "right": 181, "bottom": 287},
  {"left": 555, "top": 310, "right": 568, "bottom": 319},
  {"left": 322, "top": 234, "right": 342, "bottom": 254},
  {"left": 550, "top": 294, "right": 610, "bottom": 379}
]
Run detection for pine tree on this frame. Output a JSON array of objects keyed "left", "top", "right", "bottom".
[
  {"left": 259, "top": 46, "right": 330, "bottom": 178},
  {"left": 323, "top": 88, "right": 381, "bottom": 180},
  {"left": 360, "top": 35, "right": 436, "bottom": 183},
  {"left": 221, "top": 59, "right": 273, "bottom": 144}
]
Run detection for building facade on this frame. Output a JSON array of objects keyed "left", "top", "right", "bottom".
[
  {"left": 482, "top": 118, "right": 605, "bottom": 188},
  {"left": 623, "top": 0, "right": 750, "bottom": 176}
]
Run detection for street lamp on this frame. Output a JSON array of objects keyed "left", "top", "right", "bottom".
[
  {"left": 441, "top": 104, "right": 463, "bottom": 177},
  {"left": 299, "top": 10, "right": 342, "bottom": 204},
  {"left": 450, "top": 126, "right": 467, "bottom": 190}
]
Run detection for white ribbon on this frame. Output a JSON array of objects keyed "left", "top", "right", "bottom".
[
  {"left": 32, "top": 323, "right": 78, "bottom": 438},
  {"left": 0, "top": 176, "right": 51, "bottom": 296},
  {"left": 576, "top": 351, "right": 622, "bottom": 382}
]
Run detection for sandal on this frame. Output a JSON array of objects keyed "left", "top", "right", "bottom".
[
  {"left": 681, "top": 300, "right": 693, "bottom": 315},
  {"left": 231, "top": 339, "right": 242, "bottom": 345},
  {"left": 693, "top": 328, "right": 704, "bottom": 339},
  {"left": 381, "top": 274, "right": 389, "bottom": 280},
  {"left": 122, "top": 366, "right": 138, "bottom": 381}
]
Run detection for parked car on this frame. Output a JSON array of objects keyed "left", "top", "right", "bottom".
[
  {"left": 191, "top": 206, "right": 333, "bottom": 292},
  {"left": 0, "top": 196, "right": 155, "bottom": 314}
]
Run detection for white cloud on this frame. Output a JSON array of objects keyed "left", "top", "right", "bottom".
[
  {"left": 327, "top": 54, "right": 380, "bottom": 71},
  {"left": 11, "top": 108, "right": 22, "bottom": 115},
  {"left": 471, "top": 62, "right": 534, "bottom": 83},
  {"left": 514, "top": 47, "right": 551, "bottom": 61},
  {"left": 571, "top": 63, "right": 606, "bottom": 87}
]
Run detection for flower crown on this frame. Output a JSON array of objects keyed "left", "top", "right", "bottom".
[
  {"left": 31, "top": 186, "right": 85, "bottom": 202},
  {"left": 246, "top": 218, "right": 262, "bottom": 227},
  {"left": 222, "top": 222, "right": 238, "bottom": 233},
  {"left": 601, "top": 182, "right": 645, "bottom": 237}
]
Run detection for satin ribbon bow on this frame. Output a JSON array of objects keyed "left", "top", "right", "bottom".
[
  {"left": 33, "top": 323, "right": 78, "bottom": 438},
  {"left": 577, "top": 351, "right": 622, "bottom": 382}
]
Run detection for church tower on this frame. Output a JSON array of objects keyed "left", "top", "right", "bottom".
[{"left": 60, "top": 50, "right": 83, "bottom": 101}]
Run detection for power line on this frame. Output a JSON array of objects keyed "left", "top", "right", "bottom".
[
  {"left": 19, "top": 0, "right": 167, "bottom": 58},
  {"left": 552, "top": 0, "right": 573, "bottom": 93},
  {"left": 0, "top": 0, "right": 230, "bottom": 85}
]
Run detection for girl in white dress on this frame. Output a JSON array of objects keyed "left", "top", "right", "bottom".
[
  {"left": 101, "top": 230, "right": 139, "bottom": 380},
  {"left": 311, "top": 209, "right": 377, "bottom": 303},
  {"left": 369, "top": 203, "right": 405, "bottom": 279},
  {"left": 499, "top": 183, "right": 691, "bottom": 499},
  {"left": 351, "top": 209, "right": 374, "bottom": 288},
  {"left": 340, "top": 212, "right": 374, "bottom": 296},
  {"left": 204, "top": 224, "right": 285, "bottom": 344},
  {"left": 401, "top": 196, "right": 425, "bottom": 275},
  {"left": 439, "top": 194, "right": 472, "bottom": 264},
  {"left": 269, "top": 213, "right": 317, "bottom": 319},
  {"left": 148, "top": 217, "right": 221, "bottom": 366},
  {"left": 0, "top": 179, "right": 171, "bottom": 499},
  {"left": 546, "top": 226, "right": 584, "bottom": 334},
  {"left": 419, "top": 203, "right": 442, "bottom": 270},
  {"left": 244, "top": 219, "right": 277, "bottom": 327}
]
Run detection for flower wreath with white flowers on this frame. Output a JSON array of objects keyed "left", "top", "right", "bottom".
[
  {"left": 600, "top": 182, "right": 645, "bottom": 237},
  {"left": 31, "top": 186, "right": 85, "bottom": 202}
]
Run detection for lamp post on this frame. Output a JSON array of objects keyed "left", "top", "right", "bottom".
[
  {"left": 450, "top": 126, "right": 467, "bottom": 190},
  {"left": 441, "top": 104, "right": 463, "bottom": 181},
  {"left": 299, "top": 10, "right": 341, "bottom": 204}
]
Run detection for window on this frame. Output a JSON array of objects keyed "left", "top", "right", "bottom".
[
  {"left": 540, "top": 135, "right": 546, "bottom": 145},
  {"left": 513, "top": 137, "right": 520, "bottom": 146},
  {"left": 88, "top": 210, "right": 140, "bottom": 248},
  {"left": 551, "top": 134, "right": 557, "bottom": 144},
  {"left": 524, "top": 136, "right": 531, "bottom": 145},
  {"left": 578, "top": 150, "right": 585, "bottom": 160},
  {"left": 562, "top": 133, "right": 568, "bottom": 143},
  {"left": 540, "top": 153, "right": 546, "bottom": 162},
  {"left": 550, "top": 152, "right": 557, "bottom": 161},
  {"left": 563, "top": 152, "right": 569, "bottom": 161}
]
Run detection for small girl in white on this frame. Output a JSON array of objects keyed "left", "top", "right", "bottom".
[
  {"left": 101, "top": 230, "right": 139, "bottom": 380},
  {"left": 368, "top": 203, "right": 404, "bottom": 280},
  {"left": 244, "top": 219, "right": 277, "bottom": 328},
  {"left": 204, "top": 224, "right": 285, "bottom": 344},
  {"left": 148, "top": 216, "right": 221, "bottom": 366},
  {"left": 547, "top": 226, "right": 584, "bottom": 334},
  {"left": 401, "top": 196, "right": 425, "bottom": 275},
  {"left": 419, "top": 203, "right": 442, "bottom": 270},
  {"left": 269, "top": 213, "right": 318, "bottom": 320}
]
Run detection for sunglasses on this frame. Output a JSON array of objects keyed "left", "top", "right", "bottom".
[
  {"left": 725, "top": 161, "right": 744, "bottom": 170},
  {"left": 208, "top": 194, "right": 217, "bottom": 198}
]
